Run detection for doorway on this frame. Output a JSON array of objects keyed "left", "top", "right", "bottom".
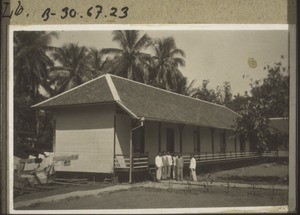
[
  {"left": 133, "top": 127, "right": 145, "bottom": 154},
  {"left": 166, "top": 128, "right": 175, "bottom": 153}
]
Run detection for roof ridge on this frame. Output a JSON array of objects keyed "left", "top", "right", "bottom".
[
  {"left": 109, "top": 74, "right": 239, "bottom": 115},
  {"left": 31, "top": 74, "right": 107, "bottom": 108},
  {"left": 105, "top": 74, "right": 120, "bottom": 101}
]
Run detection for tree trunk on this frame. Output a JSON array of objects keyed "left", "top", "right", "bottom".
[{"left": 128, "top": 64, "right": 133, "bottom": 80}]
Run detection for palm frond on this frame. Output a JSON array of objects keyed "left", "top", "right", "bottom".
[
  {"left": 124, "top": 30, "right": 139, "bottom": 50},
  {"left": 100, "top": 48, "right": 123, "bottom": 56},
  {"left": 172, "top": 57, "right": 186, "bottom": 67},
  {"left": 170, "top": 49, "right": 186, "bottom": 58},
  {"left": 112, "top": 31, "right": 128, "bottom": 50},
  {"left": 133, "top": 33, "right": 152, "bottom": 51}
]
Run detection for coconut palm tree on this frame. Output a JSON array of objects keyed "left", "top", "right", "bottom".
[
  {"left": 48, "top": 43, "right": 92, "bottom": 94},
  {"left": 101, "top": 30, "right": 152, "bottom": 82},
  {"left": 151, "top": 37, "right": 186, "bottom": 91},
  {"left": 86, "top": 48, "right": 107, "bottom": 77},
  {"left": 14, "top": 31, "right": 57, "bottom": 99},
  {"left": 14, "top": 31, "right": 57, "bottom": 148}
]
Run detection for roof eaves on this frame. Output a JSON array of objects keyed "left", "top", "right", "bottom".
[
  {"left": 116, "top": 100, "right": 138, "bottom": 119},
  {"left": 143, "top": 116, "right": 234, "bottom": 130},
  {"left": 31, "top": 101, "right": 116, "bottom": 110}
]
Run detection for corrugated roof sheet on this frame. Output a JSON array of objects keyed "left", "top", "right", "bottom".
[
  {"left": 33, "top": 74, "right": 239, "bottom": 129},
  {"left": 111, "top": 76, "right": 238, "bottom": 129},
  {"left": 268, "top": 118, "right": 289, "bottom": 134}
]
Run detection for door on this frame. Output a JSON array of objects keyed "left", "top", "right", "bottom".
[
  {"left": 166, "top": 128, "right": 175, "bottom": 153},
  {"left": 133, "top": 127, "right": 145, "bottom": 154}
]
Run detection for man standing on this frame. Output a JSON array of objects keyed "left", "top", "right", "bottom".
[
  {"left": 155, "top": 152, "right": 162, "bottom": 182},
  {"left": 166, "top": 152, "right": 172, "bottom": 179},
  {"left": 176, "top": 153, "right": 184, "bottom": 181},
  {"left": 161, "top": 151, "right": 167, "bottom": 180},
  {"left": 172, "top": 153, "right": 178, "bottom": 180},
  {"left": 189, "top": 153, "right": 197, "bottom": 181}
]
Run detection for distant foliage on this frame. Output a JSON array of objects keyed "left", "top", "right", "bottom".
[
  {"left": 191, "top": 80, "right": 233, "bottom": 106},
  {"left": 233, "top": 61, "right": 289, "bottom": 153}
]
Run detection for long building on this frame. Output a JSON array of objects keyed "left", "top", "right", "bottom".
[{"left": 32, "top": 74, "right": 251, "bottom": 176}]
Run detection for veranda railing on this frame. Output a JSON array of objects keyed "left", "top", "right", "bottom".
[
  {"left": 182, "top": 150, "right": 278, "bottom": 164},
  {"left": 114, "top": 151, "right": 277, "bottom": 170},
  {"left": 114, "top": 153, "right": 149, "bottom": 171}
]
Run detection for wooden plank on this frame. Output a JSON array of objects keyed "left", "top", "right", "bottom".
[
  {"left": 50, "top": 181, "right": 87, "bottom": 186},
  {"left": 133, "top": 158, "right": 148, "bottom": 161},
  {"left": 133, "top": 161, "right": 148, "bottom": 165},
  {"left": 133, "top": 166, "right": 148, "bottom": 169}
]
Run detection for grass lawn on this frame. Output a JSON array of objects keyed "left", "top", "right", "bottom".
[
  {"left": 198, "top": 162, "right": 288, "bottom": 184},
  {"left": 18, "top": 186, "right": 288, "bottom": 210},
  {"left": 14, "top": 162, "right": 289, "bottom": 210}
]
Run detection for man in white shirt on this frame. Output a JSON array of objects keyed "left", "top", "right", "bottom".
[
  {"left": 155, "top": 152, "right": 163, "bottom": 182},
  {"left": 161, "top": 151, "right": 167, "bottom": 180},
  {"left": 166, "top": 152, "right": 173, "bottom": 179},
  {"left": 176, "top": 153, "right": 184, "bottom": 181},
  {"left": 172, "top": 153, "right": 178, "bottom": 180},
  {"left": 189, "top": 153, "right": 197, "bottom": 181}
]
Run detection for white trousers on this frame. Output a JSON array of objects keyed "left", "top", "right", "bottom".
[
  {"left": 156, "top": 167, "right": 162, "bottom": 180},
  {"left": 190, "top": 168, "right": 197, "bottom": 181}
]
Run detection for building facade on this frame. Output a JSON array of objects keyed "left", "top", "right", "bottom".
[{"left": 32, "top": 74, "right": 250, "bottom": 174}]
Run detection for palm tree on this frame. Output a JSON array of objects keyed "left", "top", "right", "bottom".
[
  {"left": 151, "top": 37, "right": 186, "bottom": 91},
  {"left": 14, "top": 31, "right": 57, "bottom": 99},
  {"left": 86, "top": 48, "right": 107, "bottom": 77},
  {"left": 49, "top": 43, "right": 92, "bottom": 94},
  {"left": 101, "top": 30, "right": 152, "bottom": 82},
  {"left": 14, "top": 31, "right": 57, "bottom": 147}
]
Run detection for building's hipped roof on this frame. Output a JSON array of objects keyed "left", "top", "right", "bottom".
[
  {"left": 268, "top": 118, "right": 289, "bottom": 134},
  {"left": 32, "top": 74, "right": 240, "bottom": 130},
  {"left": 34, "top": 77, "right": 115, "bottom": 107}
]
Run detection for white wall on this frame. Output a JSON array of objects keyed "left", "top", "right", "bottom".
[{"left": 54, "top": 105, "right": 115, "bottom": 173}]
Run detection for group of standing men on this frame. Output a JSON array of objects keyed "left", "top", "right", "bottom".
[{"left": 155, "top": 151, "right": 197, "bottom": 182}]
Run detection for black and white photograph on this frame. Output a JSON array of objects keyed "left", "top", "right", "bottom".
[{"left": 9, "top": 25, "right": 293, "bottom": 213}]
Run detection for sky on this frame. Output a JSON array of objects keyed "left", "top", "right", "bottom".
[{"left": 49, "top": 29, "right": 288, "bottom": 95}]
